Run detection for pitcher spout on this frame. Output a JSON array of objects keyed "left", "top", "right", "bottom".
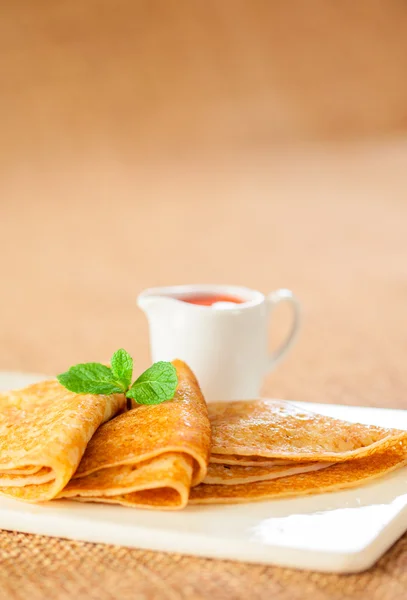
[
  {"left": 136, "top": 287, "right": 184, "bottom": 317},
  {"left": 136, "top": 291, "right": 167, "bottom": 315}
]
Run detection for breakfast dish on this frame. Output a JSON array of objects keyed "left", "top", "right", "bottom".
[
  {"left": 1, "top": 360, "right": 407, "bottom": 510},
  {"left": 1, "top": 365, "right": 407, "bottom": 571}
]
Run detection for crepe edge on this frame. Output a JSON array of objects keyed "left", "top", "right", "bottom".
[
  {"left": 210, "top": 430, "right": 407, "bottom": 463},
  {"left": 190, "top": 446, "right": 407, "bottom": 504}
]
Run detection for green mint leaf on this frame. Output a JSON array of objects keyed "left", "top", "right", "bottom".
[
  {"left": 110, "top": 348, "right": 133, "bottom": 390},
  {"left": 126, "top": 361, "right": 178, "bottom": 405},
  {"left": 57, "top": 363, "right": 125, "bottom": 395}
]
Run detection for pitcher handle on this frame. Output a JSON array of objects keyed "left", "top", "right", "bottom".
[{"left": 267, "top": 289, "right": 301, "bottom": 370}]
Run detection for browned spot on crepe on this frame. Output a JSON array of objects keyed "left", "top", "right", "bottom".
[
  {"left": 59, "top": 360, "right": 211, "bottom": 509},
  {"left": 191, "top": 443, "right": 407, "bottom": 504},
  {"left": 209, "top": 400, "right": 407, "bottom": 462},
  {"left": 0, "top": 380, "right": 125, "bottom": 502}
]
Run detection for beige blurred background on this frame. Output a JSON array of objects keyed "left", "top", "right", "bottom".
[{"left": 1, "top": 0, "right": 407, "bottom": 407}]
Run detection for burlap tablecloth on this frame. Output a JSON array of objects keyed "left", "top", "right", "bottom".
[{"left": 1, "top": 530, "right": 407, "bottom": 600}]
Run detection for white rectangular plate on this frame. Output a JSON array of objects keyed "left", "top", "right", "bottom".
[{"left": 1, "top": 372, "right": 407, "bottom": 573}]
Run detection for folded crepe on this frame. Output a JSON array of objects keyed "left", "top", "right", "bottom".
[
  {"left": 59, "top": 360, "right": 211, "bottom": 509},
  {"left": 191, "top": 399, "right": 407, "bottom": 503},
  {"left": 0, "top": 380, "right": 125, "bottom": 502},
  {"left": 209, "top": 400, "right": 407, "bottom": 462}
]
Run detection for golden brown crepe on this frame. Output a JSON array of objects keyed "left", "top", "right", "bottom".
[
  {"left": 191, "top": 443, "right": 407, "bottom": 504},
  {"left": 209, "top": 400, "right": 407, "bottom": 462},
  {"left": 59, "top": 360, "right": 211, "bottom": 509},
  {"left": 193, "top": 399, "right": 407, "bottom": 504},
  {"left": 0, "top": 380, "right": 125, "bottom": 502}
]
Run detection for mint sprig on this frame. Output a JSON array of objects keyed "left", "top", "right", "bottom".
[{"left": 57, "top": 349, "right": 178, "bottom": 408}]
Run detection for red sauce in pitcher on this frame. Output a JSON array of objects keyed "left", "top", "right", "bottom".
[{"left": 181, "top": 294, "right": 244, "bottom": 306}]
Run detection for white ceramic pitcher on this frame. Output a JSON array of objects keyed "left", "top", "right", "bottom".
[{"left": 137, "top": 284, "right": 300, "bottom": 402}]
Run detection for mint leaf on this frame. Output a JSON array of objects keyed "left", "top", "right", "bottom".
[
  {"left": 110, "top": 349, "right": 133, "bottom": 390},
  {"left": 57, "top": 363, "right": 125, "bottom": 395},
  {"left": 126, "top": 361, "right": 178, "bottom": 405}
]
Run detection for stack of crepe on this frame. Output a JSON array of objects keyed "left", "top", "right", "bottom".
[
  {"left": 1, "top": 363, "right": 407, "bottom": 509},
  {"left": 190, "top": 400, "right": 407, "bottom": 504}
]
